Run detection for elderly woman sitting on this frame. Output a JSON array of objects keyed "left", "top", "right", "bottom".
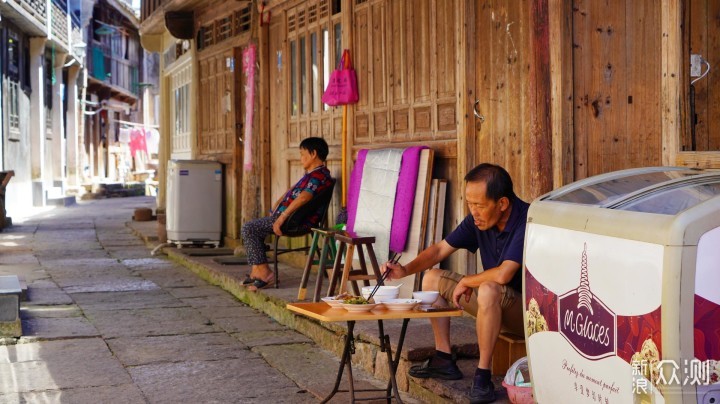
[{"left": 241, "top": 137, "right": 334, "bottom": 291}]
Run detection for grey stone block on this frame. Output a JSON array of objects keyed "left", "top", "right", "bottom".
[{"left": 0, "top": 295, "right": 20, "bottom": 322}]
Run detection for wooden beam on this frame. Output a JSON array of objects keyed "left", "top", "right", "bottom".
[
  {"left": 455, "top": 0, "right": 474, "bottom": 203},
  {"left": 528, "top": 0, "right": 553, "bottom": 198},
  {"left": 259, "top": 20, "right": 272, "bottom": 215},
  {"left": 342, "top": 0, "right": 354, "bottom": 206},
  {"left": 454, "top": 0, "right": 474, "bottom": 275},
  {"left": 549, "top": 0, "right": 574, "bottom": 188},
  {"left": 661, "top": 0, "right": 681, "bottom": 166}
]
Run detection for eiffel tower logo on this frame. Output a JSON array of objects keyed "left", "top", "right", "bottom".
[{"left": 577, "top": 243, "right": 593, "bottom": 315}]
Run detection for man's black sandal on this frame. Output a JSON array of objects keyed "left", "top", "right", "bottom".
[{"left": 408, "top": 358, "right": 463, "bottom": 380}]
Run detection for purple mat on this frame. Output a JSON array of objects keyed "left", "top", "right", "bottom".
[
  {"left": 346, "top": 149, "right": 368, "bottom": 232},
  {"left": 389, "top": 146, "right": 427, "bottom": 252}
]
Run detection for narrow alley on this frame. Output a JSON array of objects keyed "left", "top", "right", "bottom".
[{"left": 0, "top": 196, "right": 399, "bottom": 403}]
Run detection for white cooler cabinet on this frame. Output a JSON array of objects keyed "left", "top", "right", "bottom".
[
  {"left": 166, "top": 160, "right": 222, "bottom": 247},
  {"left": 523, "top": 167, "right": 720, "bottom": 404}
]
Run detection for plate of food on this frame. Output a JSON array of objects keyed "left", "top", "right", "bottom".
[
  {"left": 340, "top": 296, "right": 379, "bottom": 312},
  {"left": 321, "top": 296, "right": 345, "bottom": 308},
  {"left": 381, "top": 298, "right": 422, "bottom": 311}
]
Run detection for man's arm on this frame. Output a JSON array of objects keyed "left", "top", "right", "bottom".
[
  {"left": 460, "top": 259, "right": 520, "bottom": 288},
  {"left": 383, "top": 240, "right": 458, "bottom": 280},
  {"left": 451, "top": 259, "right": 520, "bottom": 308}
]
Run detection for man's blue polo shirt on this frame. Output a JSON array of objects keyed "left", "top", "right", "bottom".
[{"left": 444, "top": 196, "right": 530, "bottom": 292}]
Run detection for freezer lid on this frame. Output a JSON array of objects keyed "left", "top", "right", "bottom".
[
  {"left": 610, "top": 177, "right": 720, "bottom": 214},
  {"left": 541, "top": 167, "right": 720, "bottom": 211}
]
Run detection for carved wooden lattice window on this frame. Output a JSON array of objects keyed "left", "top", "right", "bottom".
[
  {"left": 217, "top": 16, "right": 232, "bottom": 42},
  {"left": 287, "top": 0, "right": 343, "bottom": 144},
  {"left": 202, "top": 24, "right": 214, "bottom": 49},
  {"left": 234, "top": 6, "right": 251, "bottom": 35},
  {"left": 288, "top": 13, "right": 296, "bottom": 33},
  {"left": 308, "top": 5, "right": 318, "bottom": 24},
  {"left": 319, "top": 0, "right": 329, "bottom": 18}
]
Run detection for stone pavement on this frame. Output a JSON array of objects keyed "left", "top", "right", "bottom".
[{"left": 0, "top": 196, "right": 414, "bottom": 403}]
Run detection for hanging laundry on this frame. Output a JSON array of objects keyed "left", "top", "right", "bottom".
[
  {"left": 118, "top": 127, "right": 131, "bottom": 143},
  {"left": 129, "top": 128, "right": 148, "bottom": 157},
  {"left": 146, "top": 128, "right": 160, "bottom": 155}
]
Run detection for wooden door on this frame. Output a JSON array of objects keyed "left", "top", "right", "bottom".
[{"left": 473, "top": 0, "right": 531, "bottom": 198}]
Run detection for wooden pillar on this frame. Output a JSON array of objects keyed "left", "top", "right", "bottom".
[
  {"left": 528, "top": 0, "right": 553, "bottom": 199},
  {"left": 549, "top": 0, "right": 574, "bottom": 188},
  {"left": 456, "top": 0, "right": 475, "bottom": 274},
  {"left": 341, "top": 0, "right": 353, "bottom": 205},
  {"left": 258, "top": 20, "right": 271, "bottom": 214},
  {"left": 661, "top": 0, "right": 681, "bottom": 166}
]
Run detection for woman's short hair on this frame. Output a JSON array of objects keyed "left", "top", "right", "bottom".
[
  {"left": 299, "top": 137, "right": 329, "bottom": 161},
  {"left": 464, "top": 163, "right": 516, "bottom": 201}
]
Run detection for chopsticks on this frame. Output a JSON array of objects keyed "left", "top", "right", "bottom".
[{"left": 367, "top": 252, "right": 402, "bottom": 303}]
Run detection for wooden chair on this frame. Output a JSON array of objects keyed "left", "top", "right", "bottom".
[{"left": 273, "top": 179, "right": 336, "bottom": 288}]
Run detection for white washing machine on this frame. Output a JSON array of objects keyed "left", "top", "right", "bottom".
[{"left": 166, "top": 160, "right": 222, "bottom": 247}]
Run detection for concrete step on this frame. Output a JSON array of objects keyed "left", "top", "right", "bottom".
[
  {"left": 0, "top": 275, "right": 22, "bottom": 337},
  {"left": 46, "top": 195, "right": 77, "bottom": 207}
]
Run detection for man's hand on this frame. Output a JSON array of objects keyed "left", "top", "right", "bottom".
[
  {"left": 452, "top": 277, "right": 473, "bottom": 309},
  {"left": 381, "top": 260, "right": 408, "bottom": 281}
]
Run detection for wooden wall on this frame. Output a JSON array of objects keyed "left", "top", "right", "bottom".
[
  {"left": 352, "top": 0, "right": 461, "bottom": 241},
  {"left": 353, "top": 0, "right": 457, "bottom": 150},
  {"left": 571, "top": 0, "right": 662, "bottom": 179},
  {"left": 682, "top": 0, "right": 720, "bottom": 152},
  {"left": 473, "top": 0, "right": 534, "bottom": 200},
  {"left": 269, "top": 0, "right": 345, "bottom": 226},
  {"left": 195, "top": 1, "right": 252, "bottom": 244}
]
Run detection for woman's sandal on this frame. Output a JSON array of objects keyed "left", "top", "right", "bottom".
[
  {"left": 242, "top": 274, "right": 256, "bottom": 285},
  {"left": 248, "top": 277, "right": 275, "bottom": 290}
]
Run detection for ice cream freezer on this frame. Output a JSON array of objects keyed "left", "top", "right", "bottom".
[
  {"left": 522, "top": 167, "right": 720, "bottom": 404},
  {"left": 166, "top": 160, "right": 222, "bottom": 247}
]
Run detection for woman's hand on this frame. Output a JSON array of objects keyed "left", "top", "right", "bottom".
[
  {"left": 452, "top": 277, "right": 473, "bottom": 309},
  {"left": 272, "top": 213, "right": 286, "bottom": 236}
]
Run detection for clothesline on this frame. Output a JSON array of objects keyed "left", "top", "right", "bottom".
[{"left": 116, "top": 119, "right": 159, "bottom": 129}]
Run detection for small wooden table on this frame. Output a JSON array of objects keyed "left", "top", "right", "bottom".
[{"left": 287, "top": 302, "right": 462, "bottom": 403}]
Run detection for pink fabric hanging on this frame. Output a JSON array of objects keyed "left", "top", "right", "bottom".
[
  {"left": 129, "top": 129, "right": 148, "bottom": 157},
  {"left": 242, "top": 44, "right": 257, "bottom": 171}
]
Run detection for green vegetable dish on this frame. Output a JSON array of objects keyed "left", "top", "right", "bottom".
[{"left": 343, "top": 296, "right": 369, "bottom": 305}]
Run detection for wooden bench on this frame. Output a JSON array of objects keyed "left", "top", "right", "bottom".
[{"left": 491, "top": 332, "right": 526, "bottom": 376}]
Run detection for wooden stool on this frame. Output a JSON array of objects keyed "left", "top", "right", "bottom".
[
  {"left": 297, "top": 228, "right": 338, "bottom": 302},
  {"left": 491, "top": 332, "right": 527, "bottom": 376},
  {"left": 327, "top": 231, "right": 383, "bottom": 297}
]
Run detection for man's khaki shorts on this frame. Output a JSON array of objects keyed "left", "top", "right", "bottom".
[{"left": 437, "top": 270, "right": 524, "bottom": 335}]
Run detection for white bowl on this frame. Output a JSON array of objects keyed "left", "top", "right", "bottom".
[
  {"left": 341, "top": 302, "right": 379, "bottom": 312},
  {"left": 382, "top": 298, "right": 421, "bottom": 311},
  {"left": 361, "top": 286, "right": 400, "bottom": 302},
  {"left": 321, "top": 297, "right": 345, "bottom": 308},
  {"left": 412, "top": 291, "right": 440, "bottom": 305}
]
